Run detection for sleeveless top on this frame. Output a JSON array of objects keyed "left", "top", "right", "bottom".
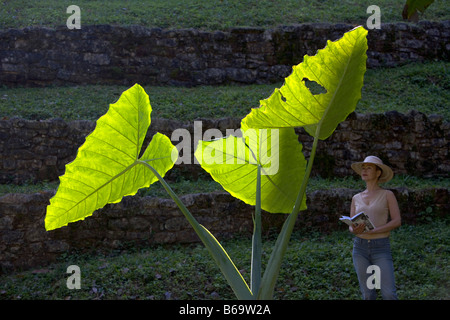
[{"left": 353, "top": 189, "right": 390, "bottom": 239}]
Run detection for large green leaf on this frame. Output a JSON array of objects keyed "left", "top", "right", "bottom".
[
  {"left": 195, "top": 125, "right": 307, "bottom": 214},
  {"left": 45, "top": 84, "right": 177, "bottom": 231},
  {"left": 241, "top": 26, "right": 368, "bottom": 140},
  {"left": 402, "top": 0, "right": 435, "bottom": 20},
  {"left": 44, "top": 84, "right": 253, "bottom": 299}
]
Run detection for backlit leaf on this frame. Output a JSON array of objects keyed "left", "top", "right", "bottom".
[
  {"left": 45, "top": 84, "right": 177, "bottom": 231},
  {"left": 195, "top": 126, "right": 307, "bottom": 214},
  {"left": 241, "top": 26, "right": 368, "bottom": 140}
]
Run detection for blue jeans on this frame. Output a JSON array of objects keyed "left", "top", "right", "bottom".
[{"left": 352, "top": 237, "right": 398, "bottom": 300}]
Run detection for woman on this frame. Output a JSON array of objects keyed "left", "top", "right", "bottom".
[{"left": 349, "top": 156, "right": 401, "bottom": 300}]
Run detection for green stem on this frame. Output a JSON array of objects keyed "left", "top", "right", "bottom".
[
  {"left": 139, "top": 161, "right": 253, "bottom": 300},
  {"left": 251, "top": 164, "right": 262, "bottom": 296},
  {"left": 257, "top": 128, "right": 320, "bottom": 299}
]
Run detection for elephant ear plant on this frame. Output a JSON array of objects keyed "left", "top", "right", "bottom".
[{"left": 45, "top": 26, "right": 368, "bottom": 300}]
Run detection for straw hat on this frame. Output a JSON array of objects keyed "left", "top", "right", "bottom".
[{"left": 351, "top": 156, "right": 394, "bottom": 183}]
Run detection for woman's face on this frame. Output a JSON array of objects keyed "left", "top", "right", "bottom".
[{"left": 360, "top": 163, "right": 381, "bottom": 182}]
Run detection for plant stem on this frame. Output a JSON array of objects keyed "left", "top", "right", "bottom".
[
  {"left": 257, "top": 128, "right": 320, "bottom": 299},
  {"left": 251, "top": 164, "right": 262, "bottom": 296},
  {"left": 139, "top": 160, "right": 254, "bottom": 300}
]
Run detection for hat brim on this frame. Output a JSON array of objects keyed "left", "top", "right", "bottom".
[{"left": 351, "top": 161, "right": 393, "bottom": 183}]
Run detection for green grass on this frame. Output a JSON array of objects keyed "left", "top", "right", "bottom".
[
  {"left": 1, "top": 61, "right": 449, "bottom": 121},
  {"left": 1, "top": 175, "right": 448, "bottom": 198},
  {"left": 308, "top": 175, "right": 450, "bottom": 192},
  {"left": 1, "top": 219, "right": 448, "bottom": 300},
  {"left": 1, "top": 0, "right": 448, "bottom": 30},
  {"left": 359, "top": 61, "right": 450, "bottom": 117}
]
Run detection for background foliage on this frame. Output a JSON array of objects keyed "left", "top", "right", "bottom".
[{"left": 1, "top": 0, "right": 448, "bottom": 29}]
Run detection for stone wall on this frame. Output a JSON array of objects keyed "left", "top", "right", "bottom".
[
  {"left": 1, "top": 187, "right": 448, "bottom": 273},
  {"left": 1, "top": 21, "right": 449, "bottom": 87},
  {"left": 0, "top": 110, "right": 448, "bottom": 184},
  {"left": 1, "top": 21, "right": 449, "bottom": 274}
]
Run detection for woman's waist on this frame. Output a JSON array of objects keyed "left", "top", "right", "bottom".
[
  {"left": 354, "top": 235, "right": 390, "bottom": 244},
  {"left": 356, "top": 229, "right": 390, "bottom": 240}
]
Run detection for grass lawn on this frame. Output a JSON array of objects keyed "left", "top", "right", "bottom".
[
  {"left": 1, "top": 0, "right": 448, "bottom": 30},
  {"left": 1, "top": 61, "right": 449, "bottom": 122},
  {"left": 0, "top": 219, "right": 448, "bottom": 300},
  {"left": 1, "top": 174, "right": 449, "bottom": 198}
]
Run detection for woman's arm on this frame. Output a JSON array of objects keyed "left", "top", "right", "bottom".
[
  {"left": 349, "top": 196, "right": 365, "bottom": 234},
  {"left": 366, "top": 190, "right": 401, "bottom": 235}
]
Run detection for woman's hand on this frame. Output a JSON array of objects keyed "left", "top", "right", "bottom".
[{"left": 351, "top": 223, "right": 365, "bottom": 234}]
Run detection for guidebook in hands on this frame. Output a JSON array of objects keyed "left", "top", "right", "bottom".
[{"left": 340, "top": 212, "right": 375, "bottom": 232}]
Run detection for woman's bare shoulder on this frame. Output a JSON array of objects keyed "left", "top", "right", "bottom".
[{"left": 352, "top": 192, "right": 362, "bottom": 200}]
